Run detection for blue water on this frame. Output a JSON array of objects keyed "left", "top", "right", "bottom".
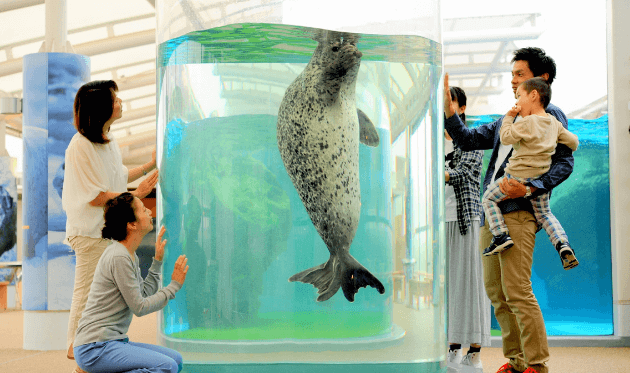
[
  {"left": 469, "top": 115, "right": 613, "bottom": 336},
  {"left": 159, "top": 115, "right": 394, "bottom": 339}
]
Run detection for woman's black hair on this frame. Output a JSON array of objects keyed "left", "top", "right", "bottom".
[
  {"left": 74, "top": 80, "right": 118, "bottom": 144},
  {"left": 102, "top": 192, "right": 137, "bottom": 241},
  {"left": 450, "top": 86, "right": 467, "bottom": 123}
]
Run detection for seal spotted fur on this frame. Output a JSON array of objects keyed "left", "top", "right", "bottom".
[{"left": 277, "top": 31, "right": 385, "bottom": 302}]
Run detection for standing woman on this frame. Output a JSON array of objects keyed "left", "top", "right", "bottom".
[
  {"left": 444, "top": 86, "right": 491, "bottom": 373},
  {"left": 62, "top": 80, "right": 159, "bottom": 373}
]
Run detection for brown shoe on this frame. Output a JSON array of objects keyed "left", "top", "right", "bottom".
[{"left": 72, "top": 366, "right": 87, "bottom": 373}]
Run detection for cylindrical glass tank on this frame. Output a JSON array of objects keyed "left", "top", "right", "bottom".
[{"left": 156, "top": 1, "right": 445, "bottom": 372}]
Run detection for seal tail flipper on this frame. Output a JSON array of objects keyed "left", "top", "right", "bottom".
[
  {"left": 289, "top": 252, "right": 385, "bottom": 302},
  {"left": 289, "top": 257, "right": 342, "bottom": 302},
  {"left": 339, "top": 252, "right": 385, "bottom": 302}
]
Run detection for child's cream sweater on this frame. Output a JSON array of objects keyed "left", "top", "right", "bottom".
[{"left": 501, "top": 113, "right": 579, "bottom": 179}]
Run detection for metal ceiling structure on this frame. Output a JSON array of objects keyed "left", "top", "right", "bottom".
[
  {"left": 443, "top": 13, "right": 544, "bottom": 108},
  {"left": 0, "top": 1, "right": 605, "bottom": 181}
]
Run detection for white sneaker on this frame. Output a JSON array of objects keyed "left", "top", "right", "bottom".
[
  {"left": 447, "top": 348, "right": 463, "bottom": 372},
  {"left": 460, "top": 352, "right": 483, "bottom": 373}
]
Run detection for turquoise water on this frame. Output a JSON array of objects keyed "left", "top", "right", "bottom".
[
  {"left": 159, "top": 115, "right": 393, "bottom": 339},
  {"left": 469, "top": 115, "right": 613, "bottom": 336},
  {"left": 156, "top": 23, "right": 445, "bottom": 368}
]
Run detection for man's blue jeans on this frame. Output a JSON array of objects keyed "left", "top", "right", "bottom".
[{"left": 74, "top": 338, "right": 183, "bottom": 373}]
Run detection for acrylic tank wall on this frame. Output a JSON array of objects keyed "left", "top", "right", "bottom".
[{"left": 155, "top": 1, "right": 445, "bottom": 372}]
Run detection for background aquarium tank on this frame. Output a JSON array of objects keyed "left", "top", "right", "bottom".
[
  {"left": 468, "top": 115, "right": 613, "bottom": 337},
  {"left": 156, "top": 1, "right": 446, "bottom": 372}
]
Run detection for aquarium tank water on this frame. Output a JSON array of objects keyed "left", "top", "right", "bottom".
[{"left": 155, "top": 1, "right": 446, "bottom": 372}]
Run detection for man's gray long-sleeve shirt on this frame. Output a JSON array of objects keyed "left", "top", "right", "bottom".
[{"left": 74, "top": 241, "right": 182, "bottom": 347}]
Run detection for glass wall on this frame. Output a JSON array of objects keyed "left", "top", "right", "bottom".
[{"left": 155, "top": 1, "right": 446, "bottom": 372}]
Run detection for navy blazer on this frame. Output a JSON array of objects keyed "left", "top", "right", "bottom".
[{"left": 444, "top": 103, "right": 574, "bottom": 223}]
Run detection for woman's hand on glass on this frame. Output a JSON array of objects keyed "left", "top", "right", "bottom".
[
  {"left": 172, "top": 255, "right": 189, "bottom": 285},
  {"left": 133, "top": 169, "right": 159, "bottom": 199},
  {"left": 155, "top": 226, "right": 166, "bottom": 261}
]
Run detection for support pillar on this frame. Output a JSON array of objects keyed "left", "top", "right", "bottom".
[
  {"left": 607, "top": 0, "right": 630, "bottom": 341},
  {"left": 22, "top": 53, "right": 89, "bottom": 350}
]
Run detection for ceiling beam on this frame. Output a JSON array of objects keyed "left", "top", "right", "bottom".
[
  {"left": 444, "top": 27, "right": 544, "bottom": 45},
  {"left": 567, "top": 96, "right": 608, "bottom": 119},
  {"left": 0, "top": 0, "right": 43, "bottom": 13},
  {"left": 470, "top": 41, "right": 508, "bottom": 106},
  {"left": 111, "top": 119, "right": 155, "bottom": 133},
  {"left": 116, "top": 70, "right": 156, "bottom": 91},
  {"left": 122, "top": 145, "right": 154, "bottom": 163},
  {"left": 116, "top": 129, "right": 155, "bottom": 148},
  {"left": 112, "top": 105, "right": 156, "bottom": 124},
  {"left": 73, "top": 29, "right": 155, "bottom": 57},
  {"left": 92, "top": 58, "right": 155, "bottom": 76},
  {"left": 446, "top": 63, "right": 513, "bottom": 75},
  {"left": 455, "top": 88, "right": 504, "bottom": 97},
  {"left": 0, "top": 29, "right": 155, "bottom": 76}
]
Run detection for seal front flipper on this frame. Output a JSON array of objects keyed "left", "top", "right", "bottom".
[{"left": 357, "top": 109, "right": 380, "bottom": 147}]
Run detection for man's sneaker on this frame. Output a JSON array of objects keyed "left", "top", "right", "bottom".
[
  {"left": 556, "top": 242, "right": 579, "bottom": 270},
  {"left": 483, "top": 233, "right": 514, "bottom": 256},
  {"left": 460, "top": 352, "right": 483, "bottom": 373},
  {"left": 447, "top": 348, "right": 463, "bottom": 372}
]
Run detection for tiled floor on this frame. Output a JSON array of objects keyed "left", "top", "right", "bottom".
[{"left": 1, "top": 309, "right": 629, "bottom": 373}]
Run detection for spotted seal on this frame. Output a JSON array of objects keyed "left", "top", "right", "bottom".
[{"left": 277, "top": 30, "right": 385, "bottom": 302}]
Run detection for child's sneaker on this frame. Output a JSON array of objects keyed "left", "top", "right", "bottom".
[
  {"left": 556, "top": 242, "right": 579, "bottom": 270},
  {"left": 483, "top": 233, "right": 514, "bottom": 256},
  {"left": 495, "top": 362, "right": 522, "bottom": 373},
  {"left": 447, "top": 348, "right": 463, "bottom": 372},
  {"left": 460, "top": 352, "right": 483, "bottom": 373}
]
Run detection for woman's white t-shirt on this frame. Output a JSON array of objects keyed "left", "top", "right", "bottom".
[{"left": 62, "top": 133, "right": 129, "bottom": 240}]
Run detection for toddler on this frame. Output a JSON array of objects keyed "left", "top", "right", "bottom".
[{"left": 482, "top": 77, "right": 579, "bottom": 270}]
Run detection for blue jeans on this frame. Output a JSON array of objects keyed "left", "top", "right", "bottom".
[{"left": 74, "top": 338, "right": 183, "bottom": 373}]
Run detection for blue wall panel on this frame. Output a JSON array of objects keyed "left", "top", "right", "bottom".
[{"left": 22, "top": 53, "right": 90, "bottom": 311}]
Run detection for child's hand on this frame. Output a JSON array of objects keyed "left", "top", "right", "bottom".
[{"left": 507, "top": 104, "right": 521, "bottom": 117}]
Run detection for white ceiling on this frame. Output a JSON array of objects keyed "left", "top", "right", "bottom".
[{"left": 2, "top": 1, "right": 601, "bottom": 177}]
